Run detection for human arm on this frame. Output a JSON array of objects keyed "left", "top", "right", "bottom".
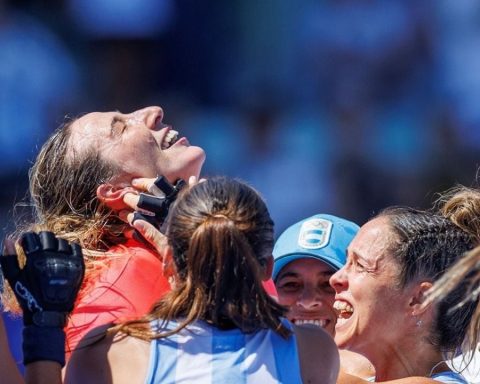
[
  {"left": 25, "top": 361, "right": 61, "bottom": 384},
  {"left": 1, "top": 232, "right": 85, "bottom": 384},
  {"left": 0, "top": 314, "right": 23, "bottom": 384}
]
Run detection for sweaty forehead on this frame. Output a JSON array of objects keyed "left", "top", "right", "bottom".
[
  {"left": 71, "top": 112, "right": 114, "bottom": 139},
  {"left": 69, "top": 111, "right": 116, "bottom": 155}
]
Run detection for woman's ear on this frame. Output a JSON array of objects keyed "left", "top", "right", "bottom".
[
  {"left": 409, "top": 281, "right": 434, "bottom": 316},
  {"left": 96, "top": 183, "right": 131, "bottom": 211}
]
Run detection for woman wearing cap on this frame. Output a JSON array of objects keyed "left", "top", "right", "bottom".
[
  {"left": 329, "top": 195, "right": 480, "bottom": 383},
  {"left": 62, "top": 177, "right": 339, "bottom": 384},
  {"left": 273, "top": 214, "right": 374, "bottom": 379}
]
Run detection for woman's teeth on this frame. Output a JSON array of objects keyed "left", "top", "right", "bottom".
[
  {"left": 333, "top": 300, "right": 354, "bottom": 318},
  {"left": 161, "top": 129, "right": 179, "bottom": 149},
  {"left": 293, "top": 319, "right": 328, "bottom": 328}
]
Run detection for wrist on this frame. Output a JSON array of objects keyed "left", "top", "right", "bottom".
[
  {"left": 23, "top": 325, "right": 66, "bottom": 367},
  {"left": 32, "top": 311, "right": 67, "bottom": 327}
]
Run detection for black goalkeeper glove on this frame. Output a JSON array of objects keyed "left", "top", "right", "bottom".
[
  {"left": 134, "top": 176, "right": 186, "bottom": 230},
  {"left": 0, "top": 231, "right": 85, "bottom": 366}
]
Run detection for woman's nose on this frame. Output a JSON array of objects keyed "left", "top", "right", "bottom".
[
  {"left": 129, "top": 106, "right": 164, "bottom": 127},
  {"left": 297, "top": 287, "right": 322, "bottom": 310},
  {"left": 329, "top": 267, "right": 347, "bottom": 293}
]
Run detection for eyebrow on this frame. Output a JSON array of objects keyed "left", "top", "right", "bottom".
[
  {"left": 354, "top": 247, "right": 370, "bottom": 260},
  {"left": 348, "top": 250, "right": 363, "bottom": 262},
  {"left": 349, "top": 249, "right": 378, "bottom": 270}
]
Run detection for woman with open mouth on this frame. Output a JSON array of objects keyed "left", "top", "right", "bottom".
[
  {"left": 272, "top": 213, "right": 375, "bottom": 379},
  {"left": 330, "top": 187, "right": 480, "bottom": 383},
  {"left": 1, "top": 105, "right": 207, "bottom": 360}
]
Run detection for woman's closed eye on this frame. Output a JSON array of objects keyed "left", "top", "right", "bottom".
[
  {"left": 355, "top": 259, "right": 365, "bottom": 269},
  {"left": 111, "top": 117, "right": 128, "bottom": 136}
]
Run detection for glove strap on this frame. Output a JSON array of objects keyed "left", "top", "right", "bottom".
[
  {"left": 32, "top": 311, "right": 67, "bottom": 327},
  {"left": 23, "top": 325, "right": 66, "bottom": 367}
]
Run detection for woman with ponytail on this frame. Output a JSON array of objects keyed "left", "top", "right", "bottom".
[
  {"left": 64, "top": 176, "right": 339, "bottom": 384},
  {"left": 424, "top": 185, "right": 480, "bottom": 383},
  {"left": 331, "top": 186, "right": 480, "bottom": 383}
]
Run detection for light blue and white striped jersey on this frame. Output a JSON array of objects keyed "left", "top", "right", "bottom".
[
  {"left": 431, "top": 371, "right": 469, "bottom": 384},
  {"left": 145, "top": 319, "right": 302, "bottom": 384}
]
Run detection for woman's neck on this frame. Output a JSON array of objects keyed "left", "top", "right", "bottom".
[{"left": 367, "top": 340, "right": 447, "bottom": 381}]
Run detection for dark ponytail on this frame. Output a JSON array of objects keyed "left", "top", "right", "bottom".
[{"left": 120, "top": 177, "right": 290, "bottom": 340}]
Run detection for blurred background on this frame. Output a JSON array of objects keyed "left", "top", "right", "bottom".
[
  {"left": 1, "top": 0, "right": 480, "bottom": 237},
  {"left": 0, "top": 0, "right": 479, "bottom": 375}
]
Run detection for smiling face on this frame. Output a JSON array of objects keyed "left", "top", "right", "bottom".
[
  {"left": 276, "top": 258, "right": 337, "bottom": 336},
  {"left": 329, "top": 217, "right": 413, "bottom": 357},
  {"left": 68, "top": 106, "right": 205, "bottom": 184}
]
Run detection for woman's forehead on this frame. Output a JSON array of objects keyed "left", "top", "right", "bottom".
[
  {"left": 349, "top": 218, "right": 395, "bottom": 261},
  {"left": 68, "top": 111, "right": 119, "bottom": 155},
  {"left": 71, "top": 111, "right": 115, "bottom": 136}
]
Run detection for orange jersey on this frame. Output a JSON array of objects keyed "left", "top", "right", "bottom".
[{"left": 65, "top": 239, "right": 170, "bottom": 356}]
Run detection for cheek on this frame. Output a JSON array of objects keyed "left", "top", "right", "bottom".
[
  {"left": 348, "top": 274, "right": 372, "bottom": 299},
  {"left": 276, "top": 291, "right": 298, "bottom": 308},
  {"left": 121, "top": 143, "right": 160, "bottom": 176},
  {"left": 355, "top": 285, "right": 399, "bottom": 322},
  {"left": 124, "top": 153, "right": 153, "bottom": 173}
]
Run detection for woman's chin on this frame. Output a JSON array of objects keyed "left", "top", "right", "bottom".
[{"left": 334, "top": 316, "right": 357, "bottom": 349}]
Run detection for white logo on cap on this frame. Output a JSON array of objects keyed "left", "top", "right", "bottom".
[{"left": 298, "top": 218, "right": 332, "bottom": 250}]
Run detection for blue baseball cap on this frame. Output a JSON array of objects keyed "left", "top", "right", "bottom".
[{"left": 272, "top": 214, "right": 359, "bottom": 280}]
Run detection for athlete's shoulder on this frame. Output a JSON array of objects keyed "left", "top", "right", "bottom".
[{"left": 294, "top": 323, "right": 340, "bottom": 384}]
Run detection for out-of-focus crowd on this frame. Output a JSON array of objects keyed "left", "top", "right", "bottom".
[{"left": 1, "top": 0, "right": 479, "bottom": 237}]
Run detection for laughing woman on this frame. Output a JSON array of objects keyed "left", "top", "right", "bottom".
[
  {"left": 2, "top": 106, "right": 206, "bottom": 357},
  {"left": 331, "top": 198, "right": 480, "bottom": 383}
]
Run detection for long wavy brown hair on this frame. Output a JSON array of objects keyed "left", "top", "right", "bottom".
[
  {"left": 28, "top": 120, "right": 126, "bottom": 249},
  {"left": 117, "top": 177, "right": 290, "bottom": 340},
  {"left": 2, "top": 119, "right": 128, "bottom": 312}
]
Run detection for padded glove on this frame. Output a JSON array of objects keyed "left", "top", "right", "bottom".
[
  {"left": 0, "top": 231, "right": 84, "bottom": 366},
  {"left": 135, "top": 176, "right": 186, "bottom": 229}
]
